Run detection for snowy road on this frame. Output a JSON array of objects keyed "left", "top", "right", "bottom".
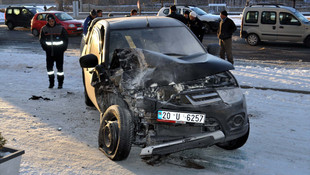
[{"left": 0, "top": 45, "right": 309, "bottom": 174}]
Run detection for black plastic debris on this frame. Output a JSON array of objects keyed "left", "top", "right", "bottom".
[{"left": 29, "top": 95, "right": 51, "bottom": 101}]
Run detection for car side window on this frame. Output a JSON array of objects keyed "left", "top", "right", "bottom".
[
  {"left": 13, "top": 9, "right": 21, "bottom": 15},
  {"left": 261, "top": 11, "right": 276, "bottom": 24},
  {"left": 245, "top": 11, "right": 258, "bottom": 23},
  {"left": 22, "top": 9, "right": 30, "bottom": 16},
  {"left": 163, "top": 9, "right": 169, "bottom": 15},
  {"left": 279, "top": 12, "right": 300, "bottom": 25},
  {"left": 88, "top": 28, "right": 101, "bottom": 61},
  {"left": 6, "top": 9, "right": 12, "bottom": 14}
]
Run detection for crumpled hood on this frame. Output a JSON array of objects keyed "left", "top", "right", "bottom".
[{"left": 110, "top": 48, "right": 234, "bottom": 89}]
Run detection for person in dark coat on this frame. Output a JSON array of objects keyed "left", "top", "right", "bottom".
[
  {"left": 189, "top": 11, "right": 204, "bottom": 42},
  {"left": 184, "top": 10, "right": 190, "bottom": 26},
  {"left": 217, "top": 10, "right": 236, "bottom": 64},
  {"left": 39, "top": 14, "right": 68, "bottom": 89},
  {"left": 83, "top": 9, "right": 97, "bottom": 36},
  {"left": 166, "top": 5, "right": 187, "bottom": 24}
]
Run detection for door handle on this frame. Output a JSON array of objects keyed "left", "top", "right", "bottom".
[
  {"left": 279, "top": 26, "right": 284, "bottom": 29},
  {"left": 272, "top": 26, "right": 276, "bottom": 30}
]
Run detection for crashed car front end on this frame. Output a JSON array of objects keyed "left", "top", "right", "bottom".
[{"left": 108, "top": 48, "right": 249, "bottom": 156}]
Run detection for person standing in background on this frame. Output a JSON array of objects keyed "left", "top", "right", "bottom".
[
  {"left": 97, "top": 10, "right": 103, "bottom": 17},
  {"left": 39, "top": 14, "right": 68, "bottom": 89},
  {"left": 217, "top": 10, "right": 236, "bottom": 64},
  {"left": 83, "top": 9, "right": 97, "bottom": 36}
]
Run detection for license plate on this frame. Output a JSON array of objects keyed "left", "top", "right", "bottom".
[
  {"left": 157, "top": 110, "right": 205, "bottom": 124},
  {"left": 77, "top": 27, "right": 82, "bottom": 30}
]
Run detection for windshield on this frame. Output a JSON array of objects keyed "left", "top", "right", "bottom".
[
  {"left": 28, "top": 7, "right": 43, "bottom": 14},
  {"left": 191, "top": 7, "right": 208, "bottom": 16},
  {"left": 293, "top": 10, "right": 309, "bottom": 23},
  {"left": 109, "top": 26, "right": 205, "bottom": 60},
  {"left": 55, "top": 13, "right": 74, "bottom": 21}
]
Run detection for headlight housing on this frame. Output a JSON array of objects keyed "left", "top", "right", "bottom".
[
  {"left": 68, "top": 24, "right": 75, "bottom": 28},
  {"left": 143, "top": 71, "right": 238, "bottom": 103}
]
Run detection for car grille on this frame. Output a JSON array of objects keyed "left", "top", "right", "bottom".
[
  {"left": 185, "top": 90, "right": 221, "bottom": 105},
  {"left": 168, "top": 89, "right": 221, "bottom": 105},
  {"left": 76, "top": 24, "right": 82, "bottom": 27}
]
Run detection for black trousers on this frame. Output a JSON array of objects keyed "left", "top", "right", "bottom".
[{"left": 46, "top": 52, "right": 64, "bottom": 73}]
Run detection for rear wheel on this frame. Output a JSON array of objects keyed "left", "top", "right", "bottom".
[
  {"left": 216, "top": 124, "right": 250, "bottom": 150},
  {"left": 98, "top": 105, "right": 133, "bottom": 161},
  {"left": 246, "top": 33, "right": 260, "bottom": 46},
  {"left": 32, "top": 29, "right": 39, "bottom": 36},
  {"left": 7, "top": 22, "right": 14, "bottom": 30},
  {"left": 304, "top": 36, "right": 310, "bottom": 48},
  {"left": 204, "top": 23, "right": 211, "bottom": 34}
]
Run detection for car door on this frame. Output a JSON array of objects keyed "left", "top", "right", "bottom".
[
  {"left": 83, "top": 25, "right": 104, "bottom": 109},
  {"left": 278, "top": 12, "right": 304, "bottom": 42},
  {"left": 260, "top": 11, "right": 278, "bottom": 41},
  {"left": 21, "top": 8, "right": 32, "bottom": 27}
]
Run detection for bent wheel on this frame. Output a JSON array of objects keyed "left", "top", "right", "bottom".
[
  {"left": 98, "top": 105, "right": 133, "bottom": 161},
  {"left": 246, "top": 34, "right": 260, "bottom": 46}
]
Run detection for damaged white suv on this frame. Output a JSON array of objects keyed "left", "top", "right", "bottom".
[{"left": 80, "top": 16, "right": 249, "bottom": 161}]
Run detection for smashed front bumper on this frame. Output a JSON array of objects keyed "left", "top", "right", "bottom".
[{"left": 140, "top": 130, "right": 225, "bottom": 156}]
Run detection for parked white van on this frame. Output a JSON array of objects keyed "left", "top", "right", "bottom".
[{"left": 240, "top": 4, "right": 310, "bottom": 47}]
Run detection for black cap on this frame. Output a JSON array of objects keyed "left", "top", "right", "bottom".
[
  {"left": 184, "top": 10, "right": 190, "bottom": 15},
  {"left": 90, "top": 9, "right": 97, "bottom": 16},
  {"left": 46, "top": 14, "right": 55, "bottom": 21},
  {"left": 220, "top": 10, "right": 228, "bottom": 16}
]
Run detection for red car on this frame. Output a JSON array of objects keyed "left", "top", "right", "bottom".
[{"left": 31, "top": 11, "right": 83, "bottom": 36}]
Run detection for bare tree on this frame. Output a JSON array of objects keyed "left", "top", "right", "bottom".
[
  {"left": 55, "top": 0, "right": 64, "bottom": 11},
  {"left": 151, "top": 0, "right": 172, "bottom": 7}
]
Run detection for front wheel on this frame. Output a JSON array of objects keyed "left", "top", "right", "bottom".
[
  {"left": 98, "top": 105, "right": 133, "bottom": 161},
  {"left": 246, "top": 34, "right": 260, "bottom": 46},
  {"left": 216, "top": 124, "right": 250, "bottom": 150}
]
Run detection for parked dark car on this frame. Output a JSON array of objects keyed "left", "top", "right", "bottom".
[
  {"left": 5, "top": 6, "right": 43, "bottom": 30},
  {"left": 80, "top": 16, "right": 249, "bottom": 161}
]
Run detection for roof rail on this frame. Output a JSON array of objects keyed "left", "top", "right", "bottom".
[{"left": 250, "top": 3, "right": 283, "bottom": 8}]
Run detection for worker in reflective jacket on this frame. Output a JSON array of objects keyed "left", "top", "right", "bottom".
[{"left": 39, "top": 14, "right": 68, "bottom": 89}]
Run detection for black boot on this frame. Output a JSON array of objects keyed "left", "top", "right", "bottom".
[
  {"left": 57, "top": 75, "right": 64, "bottom": 89},
  {"left": 48, "top": 74, "right": 55, "bottom": 88}
]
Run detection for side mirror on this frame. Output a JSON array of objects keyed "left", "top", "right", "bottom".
[
  {"left": 79, "top": 54, "right": 98, "bottom": 68},
  {"left": 206, "top": 43, "right": 220, "bottom": 56}
]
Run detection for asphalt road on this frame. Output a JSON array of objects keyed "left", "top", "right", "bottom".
[{"left": 1, "top": 24, "right": 309, "bottom": 65}]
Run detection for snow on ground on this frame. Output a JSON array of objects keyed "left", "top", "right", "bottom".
[{"left": 0, "top": 47, "right": 309, "bottom": 174}]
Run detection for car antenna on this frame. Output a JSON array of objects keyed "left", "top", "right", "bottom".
[{"left": 146, "top": 17, "right": 150, "bottom": 27}]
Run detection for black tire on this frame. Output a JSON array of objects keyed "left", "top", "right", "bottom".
[
  {"left": 304, "top": 36, "right": 310, "bottom": 48},
  {"left": 32, "top": 29, "right": 39, "bottom": 37},
  {"left": 216, "top": 124, "right": 250, "bottom": 150},
  {"left": 204, "top": 23, "right": 211, "bottom": 34},
  {"left": 82, "top": 69, "right": 94, "bottom": 107},
  {"left": 246, "top": 33, "right": 260, "bottom": 46},
  {"left": 98, "top": 105, "right": 133, "bottom": 161},
  {"left": 7, "top": 22, "right": 14, "bottom": 30}
]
